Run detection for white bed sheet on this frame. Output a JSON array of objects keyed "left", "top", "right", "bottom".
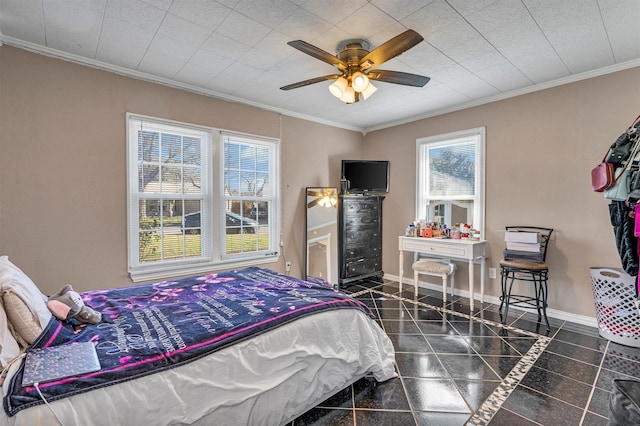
[{"left": 1, "top": 308, "right": 396, "bottom": 426}]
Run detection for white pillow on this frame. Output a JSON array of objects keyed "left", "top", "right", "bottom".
[{"left": 0, "top": 256, "right": 52, "bottom": 338}]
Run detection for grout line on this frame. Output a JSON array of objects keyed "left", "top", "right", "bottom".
[
  {"left": 350, "top": 381, "right": 357, "bottom": 426},
  {"left": 368, "top": 290, "right": 421, "bottom": 425},
  {"left": 497, "top": 407, "right": 544, "bottom": 425},
  {"left": 366, "top": 288, "right": 546, "bottom": 339},
  {"left": 579, "top": 339, "right": 611, "bottom": 425},
  {"left": 359, "top": 287, "right": 551, "bottom": 425},
  {"left": 467, "top": 337, "right": 551, "bottom": 425}
]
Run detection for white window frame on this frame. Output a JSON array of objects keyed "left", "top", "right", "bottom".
[
  {"left": 416, "top": 127, "right": 486, "bottom": 239},
  {"left": 218, "top": 132, "right": 280, "bottom": 260},
  {"left": 127, "top": 113, "right": 281, "bottom": 282}
]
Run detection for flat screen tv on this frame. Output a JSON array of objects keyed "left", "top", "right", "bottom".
[{"left": 341, "top": 160, "right": 390, "bottom": 194}]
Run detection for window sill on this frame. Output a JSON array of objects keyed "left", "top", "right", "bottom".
[{"left": 129, "top": 255, "right": 280, "bottom": 283}]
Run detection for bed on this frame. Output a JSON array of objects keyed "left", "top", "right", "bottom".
[{"left": 0, "top": 257, "right": 396, "bottom": 425}]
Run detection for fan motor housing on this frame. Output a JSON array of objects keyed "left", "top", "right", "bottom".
[{"left": 336, "top": 40, "right": 370, "bottom": 66}]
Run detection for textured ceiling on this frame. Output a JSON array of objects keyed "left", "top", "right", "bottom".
[{"left": 1, "top": 0, "right": 639, "bottom": 132}]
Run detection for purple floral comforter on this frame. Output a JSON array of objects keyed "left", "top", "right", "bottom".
[{"left": 4, "top": 267, "right": 369, "bottom": 416}]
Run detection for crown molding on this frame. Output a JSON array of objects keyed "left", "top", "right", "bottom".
[
  {"left": 365, "top": 58, "right": 640, "bottom": 133},
  {"left": 2, "top": 34, "right": 638, "bottom": 136},
  {"left": 0, "top": 35, "right": 365, "bottom": 134}
]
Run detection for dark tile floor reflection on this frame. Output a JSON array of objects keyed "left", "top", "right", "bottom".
[{"left": 290, "top": 278, "right": 640, "bottom": 425}]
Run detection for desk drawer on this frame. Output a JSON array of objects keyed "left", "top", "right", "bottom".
[{"left": 403, "top": 239, "right": 469, "bottom": 258}]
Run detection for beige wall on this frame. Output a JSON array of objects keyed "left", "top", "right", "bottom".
[
  {"left": 364, "top": 66, "right": 640, "bottom": 318},
  {"left": 0, "top": 46, "right": 361, "bottom": 294},
  {"left": 280, "top": 117, "right": 363, "bottom": 275},
  {"left": 2, "top": 44, "right": 639, "bottom": 320}
]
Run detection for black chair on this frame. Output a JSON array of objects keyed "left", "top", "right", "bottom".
[{"left": 499, "top": 226, "right": 554, "bottom": 330}]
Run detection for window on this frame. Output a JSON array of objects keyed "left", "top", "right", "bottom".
[
  {"left": 127, "top": 114, "right": 280, "bottom": 281},
  {"left": 416, "top": 127, "right": 485, "bottom": 238},
  {"left": 221, "top": 133, "right": 275, "bottom": 256}
]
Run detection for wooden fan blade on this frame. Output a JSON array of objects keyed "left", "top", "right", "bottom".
[
  {"left": 367, "top": 70, "right": 430, "bottom": 87},
  {"left": 359, "top": 30, "right": 424, "bottom": 70},
  {"left": 307, "top": 198, "right": 321, "bottom": 208},
  {"left": 287, "top": 40, "right": 347, "bottom": 71},
  {"left": 280, "top": 74, "right": 342, "bottom": 91}
]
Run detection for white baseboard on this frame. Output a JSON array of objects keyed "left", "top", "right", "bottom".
[{"left": 383, "top": 273, "right": 598, "bottom": 328}]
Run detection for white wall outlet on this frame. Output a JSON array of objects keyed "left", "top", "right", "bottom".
[
  {"left": 285, "top": 261, "right": 292, "bottom": 272},
  {"left": 489, "top": 268, "right": 497, "bottom": 279}
]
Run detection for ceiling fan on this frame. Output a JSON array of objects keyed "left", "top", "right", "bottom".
[
  {"left": 280, "top": 29, "right": 430, "bottom": 104},
  {"left": 307, "top": 188, "right": 338, "bottom": 208}
]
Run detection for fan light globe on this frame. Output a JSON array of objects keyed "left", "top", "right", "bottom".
[
  {"left": 318, "top": 194, "right": 337, "bottom": 208},
  {"left": 361, "top": 83, "right": 378, "bottom": 100},
  {"left": 340, "top": 86, "right": 356, "bottom": 103},
  {"left": 329, "top": 77, "right": 348, "bottom": 98},
  {"left": 351, "top": 72, "right": 369, "bottom": 92}
]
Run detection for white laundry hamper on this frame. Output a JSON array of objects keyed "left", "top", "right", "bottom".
[{"left": 590, "top": 267, "right": 640, "bottom": 348}]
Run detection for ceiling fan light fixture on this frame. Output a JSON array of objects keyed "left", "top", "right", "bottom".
[
  {"left": 318, "top": 194, "right": 337, "bottom": 208},
  {"left": 340, "top": 86, "right": 356, "bottom": 103},
  {"left": 329, "top": 76, "right": 348, "bottom": 98},
  {"left": 283, "top": 30, "right": 428, "bottom": 104},
  {"left": 361, "top": 82, "right": 377, "bottom": 100},
  {"left": 351, "top": 72, "right": 369, "bottom": 92}
]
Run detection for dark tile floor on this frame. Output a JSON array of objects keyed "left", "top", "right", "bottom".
[{"left": 291, "top": 278, "right": 640, "bottom": 425}]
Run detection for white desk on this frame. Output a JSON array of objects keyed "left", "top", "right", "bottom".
[{"left": 398, "top": 236, "right": 487, "bottom": 311}]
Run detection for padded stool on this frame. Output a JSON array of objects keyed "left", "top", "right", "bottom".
[{"left": 412, "top": 259, "right": 457, "bottom": 302}]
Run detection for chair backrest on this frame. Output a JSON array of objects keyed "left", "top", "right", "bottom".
[{"left": 505, "top": 226, "right": 554, "bottom": 262}]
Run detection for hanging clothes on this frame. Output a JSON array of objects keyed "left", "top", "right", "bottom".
[
  {"left": 609, "top": 200, "right": 638, "bottom": 277},
  {"left": 602, "top": 115, "right": 640, "bottom": 297}
]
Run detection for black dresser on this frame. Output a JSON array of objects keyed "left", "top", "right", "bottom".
[{"left": 338, "top": 194, "right": 384, "bottom": 287}]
